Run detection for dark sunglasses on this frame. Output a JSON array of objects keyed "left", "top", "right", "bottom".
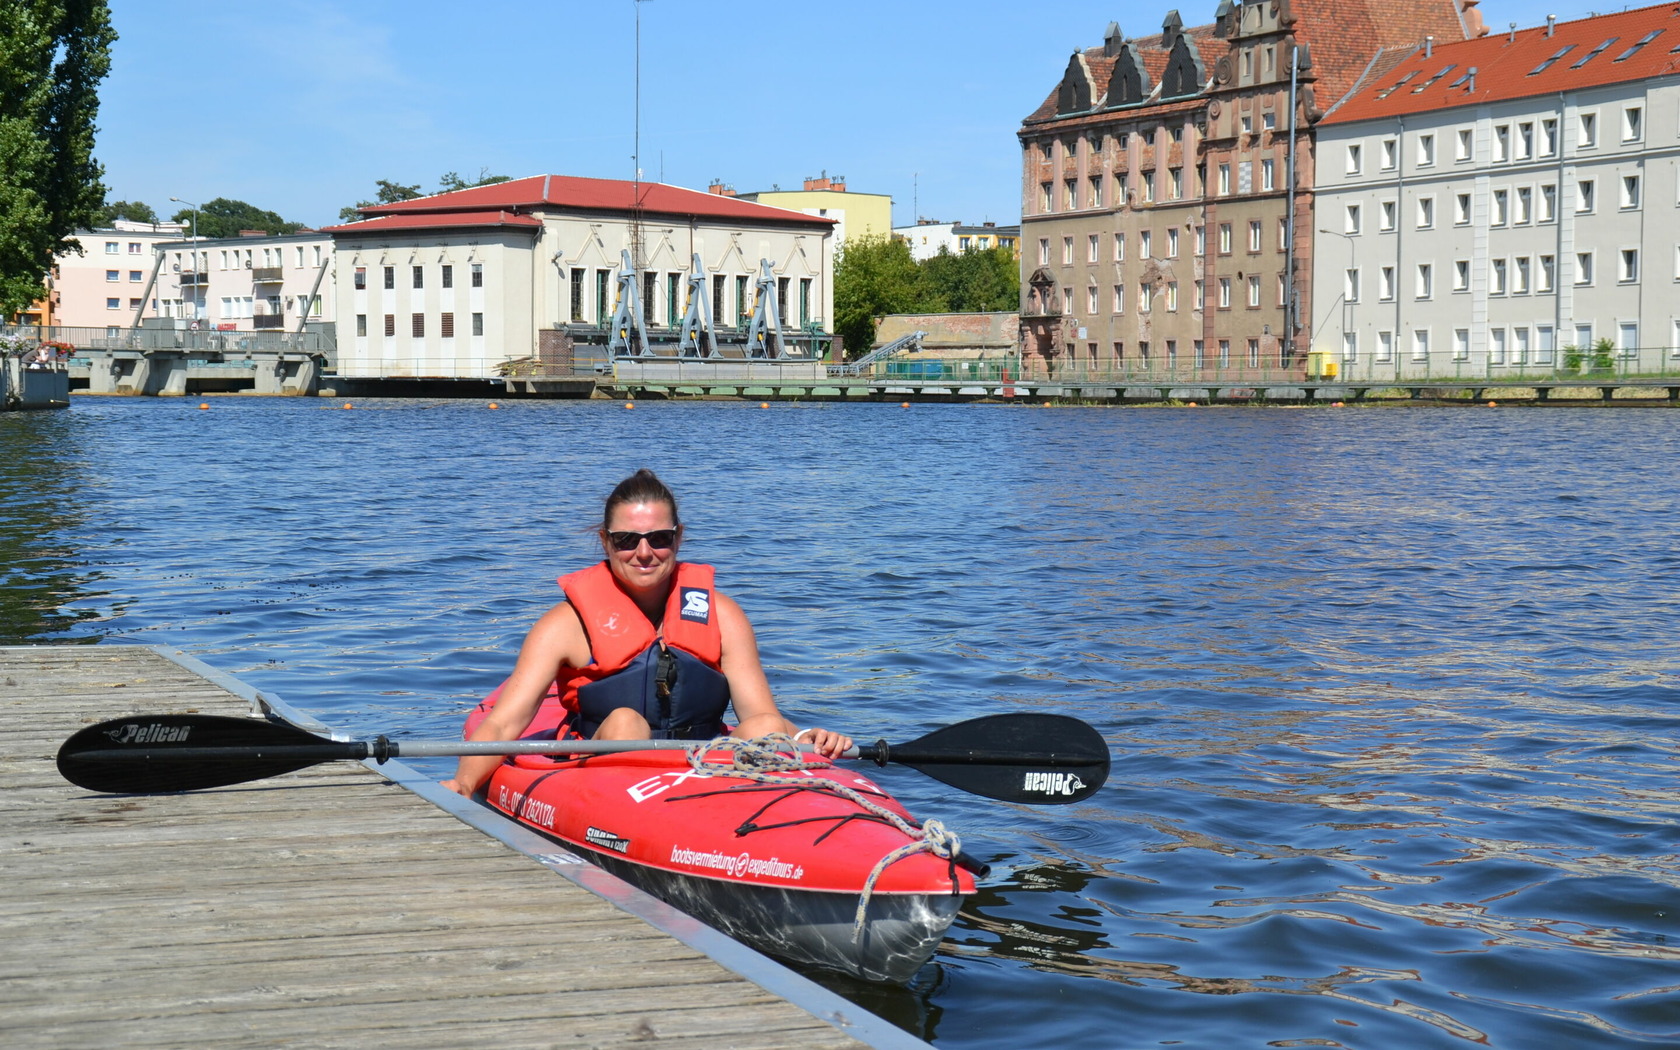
[{"left": 607, "top": 528, "right": 678, "bottom": 552}]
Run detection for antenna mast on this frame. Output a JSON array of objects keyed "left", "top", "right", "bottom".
[{"left": 630, "top": 0, "right": 650, "bottom": 271}]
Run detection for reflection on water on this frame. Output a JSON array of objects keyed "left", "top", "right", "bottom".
[{"left": 4, "top": 398, "right": 1680, "bottom": 1047}]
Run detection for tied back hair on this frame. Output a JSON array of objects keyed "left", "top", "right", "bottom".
[{"left": 602, "top": 468, "right": 681, "bottom": 533}]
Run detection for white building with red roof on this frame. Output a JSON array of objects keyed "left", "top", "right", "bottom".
[
  {"left": 324, "top": 175, "right": 835, "bottom": 380},
  {"left": 1312, "top": 3, "right": 1680, "bottom": 378}
]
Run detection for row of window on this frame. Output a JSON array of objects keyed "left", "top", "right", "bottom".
[
  {"left": 1040, "top": 220, "right": 1288, "bottom": 267},
  {"left": 354, "top": 263, "right": 485, "bottom": 291},
  {"left": 1340, "top": 174, "right": 1651, "bottom": 235},
  {"left": 1339, "top": 322, "right": 1672, "bottom": 364},
  {"left": 1039, "top": 154, "right": 1284, "bottom": 213},
  {"left": 1345, "top": 245, "right": 1670, "bottom": 302},
  {"left": 1343, "top": 107, "right": 1646, "bottom": 177},
  {"left": 103, "top": 241, "right": 146, "bottom": 255},
  {"left": 1067, "top": 339, "right": 1274, "bottom": 370},
  {"left": 355, "top": 312, "right": 485, "bottom": 339}
]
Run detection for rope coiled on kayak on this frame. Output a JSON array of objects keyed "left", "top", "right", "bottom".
[{"left": 687, "top": 733, "right": 963, "bottom": 942}]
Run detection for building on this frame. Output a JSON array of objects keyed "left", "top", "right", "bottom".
[
  {"left": 892, "top": 220, "right": 1021, "bottom": 262},
  {"left": 323, "top": 174, "right": 835, "bottom": 380},
  {"left": 153, "top": 231, "right": 334, "bottom": 333},
  {"left": 728, "top": 174, "right": 892, "bottom": 249},
  {"left": 1016, "top": 0, "right": 1478, "bottom": 378},
  {"left": 1312, "top": 3, "right": 1680, "bottom": 379},
  {"left": 47, "top": 220, "right": 185, "bottom": 329}
]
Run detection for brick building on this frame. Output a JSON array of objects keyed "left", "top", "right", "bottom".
[{"left": 1017, "top": 0, "right": 1482, "bottom": 378}]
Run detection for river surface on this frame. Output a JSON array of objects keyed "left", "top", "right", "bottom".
[{"left": 4, "top": 397, "right": 1679, "bottom": 1048}]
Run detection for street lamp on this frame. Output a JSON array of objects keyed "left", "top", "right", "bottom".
[
  {"left": 170, "top": 196, "right": 201, "bottom": 322},
  {"left": 1318, "top": 228, "right": 1357, "bottom": 378}
]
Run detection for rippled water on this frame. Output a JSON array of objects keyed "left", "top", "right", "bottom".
[{"left": 5, "top": 397, "right": 1680, "bottom": 1048}]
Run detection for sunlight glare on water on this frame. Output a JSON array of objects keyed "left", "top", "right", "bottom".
[{"left": 4, "top": 397, "right": 1679, "bottom": 1048}]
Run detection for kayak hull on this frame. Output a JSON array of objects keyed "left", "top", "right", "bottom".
[{"left": 483, "top": 748, "right": 973, "bottom": 983}]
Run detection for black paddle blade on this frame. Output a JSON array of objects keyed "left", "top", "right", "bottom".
[
  {"left": 864, "top": 712, "right": 1110, "bottom": 805},
  {"left": 57, "top": 714, "right": 363, "bottom": 794}
]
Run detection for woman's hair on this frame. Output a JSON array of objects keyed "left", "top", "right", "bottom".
[{"left": 601, "top": 468, "right": 681, "bottom": 532}]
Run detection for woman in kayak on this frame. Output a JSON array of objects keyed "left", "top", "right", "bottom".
[{"left": 443, "top": 468, "right": 852, "bottom": 796}]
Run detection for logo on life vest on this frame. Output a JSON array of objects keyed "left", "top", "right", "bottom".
[
  {"left": 679, "top": 587, "right": 711, "bottom": 624},
  {"left": 1022, "top": 771, "right": 1086, "bottom": 797},
  {"left": 103, "top": 723, "right": 191, "bottom": 745},
  {"left": 585, "top": 827, "right": 631, "bottom": 854}
]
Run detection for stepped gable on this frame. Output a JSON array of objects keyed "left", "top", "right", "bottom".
[
  {"left": 1023, "top": 0, "right": 1477, "bottom": 127},
  {"left": 1324, "top": 2, "right": 1680, "bottom": 124}
]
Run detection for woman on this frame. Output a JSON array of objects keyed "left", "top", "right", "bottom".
[{"left": 443, "top": 469, "right": 852, "bottom": 796}]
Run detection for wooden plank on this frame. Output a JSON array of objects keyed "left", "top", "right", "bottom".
[{"left": 0, "top": 646, "right": 884, "bottom": 1050}]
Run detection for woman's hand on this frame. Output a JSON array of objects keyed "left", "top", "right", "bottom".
[
  {"left": 439, "top": 777, "right": 472, "bottom": 797},
  {"left": 796, "top": 727, "right": 853, "bottom": 759}
]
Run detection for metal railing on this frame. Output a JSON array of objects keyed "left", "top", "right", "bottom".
[{"left": 0, "top": 324, "right": 328, "bottom": 355}]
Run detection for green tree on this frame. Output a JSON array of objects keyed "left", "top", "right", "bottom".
[
  {"left": 337, "top": 179, "right": 422, "bottom": 222},
  {"left": 0, "top": 1, "right": 115, "bottom": 319},
  {"left": 833, "top": 235, "right": 921, "bottom": 356},
  {"left": 438, "top": 168, "right": 511, "bottom": 193},
  {"left": 172, "top": 197, "right": 303, "bottom": 238},
  {"left": 97, "top": 199, "right": 158, "bottom": 225},
  {"left": 919, "top": 245, "right": 1019, "bottom": 313}
]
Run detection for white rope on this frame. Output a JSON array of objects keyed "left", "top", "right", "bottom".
[{"left": 685, "top": 734, "right": 963, "bottom": 941}]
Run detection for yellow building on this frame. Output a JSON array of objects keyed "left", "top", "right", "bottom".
[{"left": 726, "top": 174, "right": 892, "bottom": 247}]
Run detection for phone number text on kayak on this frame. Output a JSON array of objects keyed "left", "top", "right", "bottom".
[
  {"left": 496, "top": 784, "right": 556, "bottom": 829},
  {"left": 670, "top": 845, "right": 805, "bottom": 881}
]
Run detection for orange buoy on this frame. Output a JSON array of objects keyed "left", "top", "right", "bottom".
[
  {"left": 1332, "top": 401, "right": 1344, "bottom": 407},
  {"left": 625, "top": 402, "right": 635, "bottom": 410},
  {"left": 342, "top": 403, "right": 354, "bottom": 410},
  {"left": 198, "top": 402, "right": 210, "bottom": 410},
  {"left": 760, "top": 402, "right": 770, "bottom": 409},
  {"left": 901, "top": 402, "right": 910, "bottom": 408},
  {"left": 1186, "top": 401, "right": 1198, "bottom": 407},
  {"left": 488, "top": 402, "right": 500, "bottom": 410},
  {"left": 1487, "top": 400, "right": 1497, "bottom": 407}
]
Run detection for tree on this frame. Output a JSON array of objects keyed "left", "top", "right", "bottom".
[
  {"left": 0, "top": 1, "right": 116, "bottom": 320},
  {"left": 918, "top": 245, "right": 1020, "bottom": 313},
  {"left": 833, "top": 235, "right": 921, "bottom": 357},
  {"left": 97, "top": 199, "right": 158, "bottom": 225},
  {"left": 337, "top": 179, "right": 421, "bottom": 222},
  {"left": 171, "top": 198, "right": 303, "bottom": 239},
  {"left": 438, "top": 168, "right": 511, "bottom": 193}
]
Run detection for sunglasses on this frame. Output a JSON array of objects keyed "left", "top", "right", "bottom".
[{"left": 607, "top": 528, "right": 679, "bottom": 552}]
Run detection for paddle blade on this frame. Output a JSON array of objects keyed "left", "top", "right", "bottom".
[
  {"left": 870, "top": 712, "right": 1110, "bottom": 805},
  {"left": 57, "top": 714, "right": 361, "bottom": 794}
]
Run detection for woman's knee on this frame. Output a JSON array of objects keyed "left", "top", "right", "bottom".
[{"left": 594, "top": 707, "right": 652, "bottom": 739}]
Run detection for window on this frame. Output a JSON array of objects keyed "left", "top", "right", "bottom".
[
  {"left": 1577, "top": 179, "right": 1595, "bottom": 213},
  {"left": 1417, "top": 134, "right": 1435, "bottom": 166},
  {"left": 1417, "top": 197, "right": 1434, "bottom": 228},
  {"left": 1540, "top": 184, "right": 1556, "bottom": 222},
  {"left": 1494, "top": 125, "right": 1509, "bottom": 162},
  {"left": 1062, "top": 237, "right": 1074, "bottom": 265},
  {"left": 1246, "top": 275, "right": 1261, "bottom": 307},
  {"left": 1515, "top": 187, "right": 1532, "bottom": 224},
  {"left": 1516, "top": 122, "right": 1533, "bottom": 160},
  {"left": 1575, "top": 251, "right": 1594, "bottom": 285},
  {"left": 1540, "top": 118, "right": 1558, "bottom": 156},
  {"left": 1492, "top": 189, "right": 1508, "bottom": 226},
  {"left": 411, "top": 312, "right": 424, "bottom": 337},
  {"left": 1491, "top": 258, "right": 1507, "bottom": 294},
  {"left": 1248, "top": 220, "right": 1262, "bottom": 252},
  {"left": 1038, "top": 238, "right": 1050, "bottom": 265},
  {"left": 1040, "top": 184, "right": 1052, "bottom": 212},
  {"left": 1618, "top": 321, "right": 1638, "bottom": 357},
  {"left": 1194, "top": 226, "right": 1205, "bottom": 255},
  {"left": 1416, "top": 263, "right": 1433, "bottom": 299},
  {"left": 1346, "top": 144, "right": 1362, "bottom": 175},
  {"left": 1086, "top": 287, "right": 1099, "bottom": 314},
  {"left": 1220, "top": 339, "right": 1232, "bottom": 366},
  {"left": 1456, "top": 128, "right": 1473, "bottom": 161},
  {"left": 1381, "top": 138, "right": 1398, "bottom": 170},
  {"left": 1141, "top": 230, "right": 1153, "bottom": 258},
  {"left": 1490, "top": 327, "right": 1506, "bottom": 365},
  {"left": 1166, "top": 282, "right": 1179, "bottom": 311},
  {"left": 1378, "top": 331, "right": 1394, "bottom": 362},
  {"left": 105, "top": 297, "right": 119, "bottom": 309},
  {"left": 355, "top": 314, "right": 367, "bottom": 337},
  {"left": 1090, "top": 177, "right": 1103, "bottom": 208},
  {"left": 1619, "top": 248, "right": 1639, "bottom": 282},
  {"left": 1218, "top": 277, "right": 1232, "bottom": 308},
  {"left": 1064, "top": 180, "right": 1077, "bottom": 210},
  {"left": 1345, "top": 203, "right": 1362, "bottom": 234},
  {"left": 1538, "top": 254, "right": 1555, "bottom": 292},
  {"left": 1342, "top": 332, "right": 1358, "bottom": 362},
  {"left": 1412, "top": 329, "right": 1430, "bottom": 361},
  {"left": 1514, "top": 256, "right": 1530, "bottom": 294},
  {"left": 1380, "top": 265, "right": 1395, "bottom": 301},
  {"left": 1087, "top": 234, "right": 1099, "bottom": 262},
  {"left": 1537, "top": 325, "right": 1556, "bottom": 365},
  {"left": 1380, "top": 200, "right": 1396, "bottom": 231},
  {"left": 105, "top": 269, "right": 118, "bottom": 282},
  {"left": 1453, "top": 328, "right": 1470, "bottom": 361},
  {"left": 1455, "top": 193, "right": 1471, "bottom": 225},
  {"left": 1454, "top": 259, "right": 1470, "bottom": 291},
  {"left": 440, "top": 312, "right": 454, "bottom": 338},
  {"left": 471, "top": 263, "right": 483, "bottom": 288},
  {"left": 354, "top": 267, "right": 366, "bottom": 290},
  {"left": 1112, "top": 284, "right": 1124, "bottom": 313},
  {"left": 1219, "top": 163, "right": 1232, "bottom": 194},
  {"left": 1218, "top": 223, "right": 1233, "bottom": 253},
  {"left": 1113, "top": 233, "right": 1125, "bottom": 261},
  {"left": 383, "top": 266, "right": 394, "bottom": 289},
  {"left": 1167, "top": 228, "right": 1180, "bottom": 258},
  {"left": 1579, "top": 112, "right": 1597, "bottom": 148},
  {"left": 129, "top": 270, "right": 141, "bottom": 282},
  {"left": 1623, "top": 105, "right": 1643, "bottom": 142},
  {"left": 1248, "top": 338, "right": 1260, "bottom": 367},
  {"left": 1139, "top": 283, "right": 1151, "bottom": 313},
  {"left": 104, "top": 241, "right": 118, "bottom": 254},
  {"left": 441, "top": 265, "right": 453, "bottom": 288},
  {"left": 1513, "top": 326, "right": 1530, "bottom": 364},
  {"left": 472, "top": 312, "right": 484, "bottom": 336},
  {"left": 1141, "top": 171, "right": 1155, "bottom": 203},
  {"left": 1345, "top": 268, "right": 1361, "bottom": 302},
  {"left": 383, "top": 314, "right": 395, "bottom": 336},
  {"left": 1262, "top": 158, "right": 1275, "bottom": 190},
  {"left": 1621, "top": 174, "right": 1641, "bottom": 209},
  {"left": 1169, "top": 167, "right": 1182, "bottom": 199}
]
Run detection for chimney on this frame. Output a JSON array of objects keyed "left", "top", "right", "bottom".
[
  {"left": 1467, "top": 66, "right": 1477, "bottom": 92},
  {"left": 1546, "top": 14, "right": 1555, "bottom": 36},
  {"left": 1425, "top": 35, "right": 1433, "bottom": 58},
  {"left": 803, "top": 174, "right": 829, "bottom": 191},
  {"left": 1509, "top": 23, "right": 1517, "bottom": 43},
  {"left": 831, "top": 176, "right": 846, "bottom": 192},
  {"left": 707, "top": 180, "right": 735, "bottom": 196}
]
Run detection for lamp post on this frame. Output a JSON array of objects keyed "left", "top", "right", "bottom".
[
  {"left": 170, "top": 196, "right": 200, "bottom": 322},
  {"left": 1318, "top": 227, "right": 1357, "bottom": 380}
]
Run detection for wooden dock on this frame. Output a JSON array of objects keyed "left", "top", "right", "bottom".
[{"left": 1, "top": 645, "right": 920, "bottom": 1050}]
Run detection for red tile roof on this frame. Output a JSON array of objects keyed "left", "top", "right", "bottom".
[
  {"left": 323, "top": 210, "right": 542, "bottom": 235},
  {"left": 1324, "top": 2, "right": 1680, "bottom": 124},
  {"left": 328, "top": 174, "right": 833, "bottom": 231}
]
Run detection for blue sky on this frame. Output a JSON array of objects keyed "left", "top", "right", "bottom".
[{"left": 99, "top": 0, "right": 1601, "bottom": 231}]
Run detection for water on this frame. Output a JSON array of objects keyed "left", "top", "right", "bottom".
[{"left": 5, "top": 397, "right": 1679, "bottom": 1048}]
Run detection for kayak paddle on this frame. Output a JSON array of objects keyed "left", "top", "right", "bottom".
[{"left": 56, "top": 711, "right": 1109, "bottom": 804}]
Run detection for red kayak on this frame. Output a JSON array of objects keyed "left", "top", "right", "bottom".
[{"left": 483, "top": 743, "right": 979, "bottom": 983}]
